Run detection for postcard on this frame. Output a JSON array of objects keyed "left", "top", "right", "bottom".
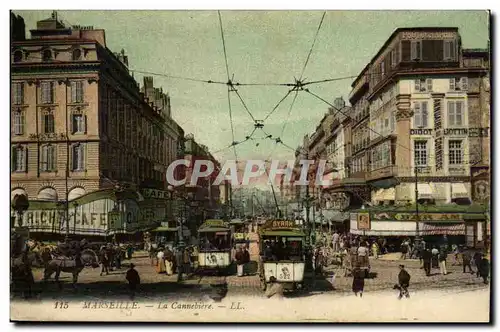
[{"left": 10, "top": 9, "right": 491, "bottom": 323}]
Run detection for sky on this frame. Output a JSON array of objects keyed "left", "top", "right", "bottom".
[{"left": 15, "top": 10, "right": 489, "bottom": 166}]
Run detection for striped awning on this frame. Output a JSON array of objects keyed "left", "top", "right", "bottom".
[{"left": 421, "top": 223, "right": 465, "bottom": 236}]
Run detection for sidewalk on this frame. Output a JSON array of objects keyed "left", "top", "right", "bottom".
[{"left": 377, "top": 252, "right": 419, "bottom": 262}]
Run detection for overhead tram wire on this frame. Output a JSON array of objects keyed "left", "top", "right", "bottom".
[
  {"left": 299, "top": 11, "right": 327, "bottom": 81},
  {"left": 129, "top": 69, "right": 227, "bottom": 85},
  {"left": 218, "top": 10, "right": 231, "bottom": 82}
]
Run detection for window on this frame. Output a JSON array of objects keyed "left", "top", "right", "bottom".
[
  {"left": 390, "top": 49, "right": 397, "bottom": 68},
  {"left": 444, "top": 40, "right": 455, "bottom": 61},
  {"left": 41, "top": 81, "right": 54, "bottom": 104},
  {"left": 13, "top": 82, "right": 24, "bottom": 105},
  {"left": 72, "top": 144, "right": 85, "bottom": 171},
  {"left": 11, "top": 145, "right": 26, "bottom": 172},
  {"left": 42, "top": 49, "right": 52, "bottom": 62},
  {"left": 448, "top": 140, "right": 463, "bottom": 165},
  {"left": 71, "top": 81, "right": 84, "bottom": 103},
  {"left": 415, "top": 79, "right": 432, "bottom": 92},
  {"left": 72, "top": 49, "right": 82, "bottom": 61},
  {"left": 390, "top": 112, "right": 395, "bottom": 132},
  {"left": 447, "top": 101, "right": 465, "bottom": 127},
  {"left": 411, "top": 40, "right": 422, "bottom": 60},
  {"left": 13, "top": 111, "right": 24, "bottom": 135},
  {"left": 413, "top": 101, "right": 429, "bottom": 128},
  {"left": 13, "top": 50, "right": 23, "bottom": 63},
  {"left": 72, "top": 113, "right": 86, "bottom": 134},
  {"left": 40, "top": 144, "right": 56, "bottom": 171},
  {"left": 414, "top": 141, "right": 428, "bottom": 166},
  {"left": 381, "top": 62, "right": 385, "bottom": 77},
  {"left": 449, "top": 77, "right": 468, "bottom": 91},
  {"left": 42, "top": 112, "right": 55, "bottom": 134}
]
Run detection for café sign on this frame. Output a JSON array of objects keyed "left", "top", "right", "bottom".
[{"left": 141, "top": 188, "right": 169, "bottom": 200}]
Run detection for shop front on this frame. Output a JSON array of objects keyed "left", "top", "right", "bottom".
[
  {"left": 11, "top": 188, "right": 168, "bottom": 242},
  {"left": 350, "top": 204, "right": 487, "bottom": 247}
]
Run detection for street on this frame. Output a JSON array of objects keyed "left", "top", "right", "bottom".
[{"left": 19, "top": 251, "right": 489, "bottom": 302}]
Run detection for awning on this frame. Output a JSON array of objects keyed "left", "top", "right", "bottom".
[
  {"left": 151, "top": 226, "right": 179, "bottom": 232},
  {"left": 322, "top": 209, "right": 350, "bottom": 222},
  {"left": 198, "top": 227, "right": 230, "bottom": 233},
  {"left": 451, "top": 183, "right": 469, "bottom": 199},
  {"left": 417, "top": 183, "right": 433, "bottom": 199},
  {"left": 422, "top": 223, "right": 465, "bottom": 236}
]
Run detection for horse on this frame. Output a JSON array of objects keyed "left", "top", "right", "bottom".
[
  {"left": 43, "top": 249, "right": 99, "bottom": 289},
  {"left": 11, "top": 251, "right": 43, "bottom": 298}
]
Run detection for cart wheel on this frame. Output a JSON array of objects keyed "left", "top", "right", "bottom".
[{"left": 260, "top": 278, "right": 267, "bottom": 291}]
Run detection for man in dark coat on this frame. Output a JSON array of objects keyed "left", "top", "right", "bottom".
[
  {"left": 422, "top": 248, "right": 432, "bottom": 276},
  {"left": 99, "top": 246, "right": 109, "bottom": 276},
  {"left": 394, "top": 264, "right": 411, "bottom": 299},
  {"left": 126, "top": 263, "right": 140, "bottom": 299},
  {"left": 478, "top": 255, "right": 490, "bottom": 284},
  {"left": 352, "top": 264, "right": 365, "bottom": 297},
  {"left": 473, "top": 251, "right": 483, "bottom": 278},
  {"left": 462, "top": 248, "right": 474, "bottom": 274}
]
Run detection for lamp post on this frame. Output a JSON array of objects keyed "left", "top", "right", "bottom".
[{"left": 414, "top": 165, "right": 420, "bottom": 239}]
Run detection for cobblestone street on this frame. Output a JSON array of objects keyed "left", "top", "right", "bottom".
[{"left": 23, "top": 250, "right": 489, "bottom": 302}]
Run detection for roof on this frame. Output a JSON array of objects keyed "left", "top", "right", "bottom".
[
  {"left": 351, "top": 27, "right": 460, "bottom": 87},
  {"left": 150, "top": 226, "right": 179, "bottom": 232},
  {"left": 260, "top": 230, "right": 306, "bottom": 237},
  {"left": 351, "top": 203, "right": 488, "bottom": 214},
  {"left": 198, "top": 227, "right": 230, "bottom": 233}
]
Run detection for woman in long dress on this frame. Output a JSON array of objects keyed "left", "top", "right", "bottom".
[
  {"left": 156, "top": 249, "right": 166, "bottom": 274},
  {"left": 352, "top": 265, "right": 365, "bottom": 297}
]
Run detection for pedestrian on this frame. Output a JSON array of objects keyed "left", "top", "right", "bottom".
[
  {"left": 114, "top": 246, "right": 122, "bottom": 269},
  {"left": 478, "top": 254, "right": 490, "bottom": 284},
  {"left": 357, "top": 242, "right": 369, "bottom": 269},
  {"left": 422, "top": 248, "right": 432, "bottom": 276},
  {"left": 473, "top": 251, "right": 483, "bottom": 278},
  {"left": 371, "top": 241, "right": 379, "bottom": 259},
  {"left": 164, "top": 247, "right": 174, "bottom": 276},
  {"left": 126, "top": 245, "right": 133, "bottom": 260},
  {"left": 462, "top": 248, "right": 474, "bottom": 274},
  {"left": 176, "top": 246, "right": 184, "bottom": 282},
  {"left": 265, "top": 276, "right": 284, "bottom": 299},
  {"left": 332, "top": 231, "right": 339, "bottom": 252},
  {"left": 156, "top": 248, "right": 165, "bottom": 274},
  {"left": 99, "top": 246, "right": 109, "bottom": 276},
  {"left": 439, "top": 247, "right": 448, "bottom": 275},
  {"left": 394, "top": 264, "right": 411, "bottom": 299},
  {"left": 431, "top": 246, "right": 439, "bottom": 269},
  {"left": 126, "top": 263, "right": 140, "bottom": 300},
  {"left": 451, "top": 244, "right": 459, "bottom": 266},
  {"left": 183, "top": 247, "right": 192, "bottom": 277},
  {"left": 352, "top": 265, "right": 365, "bottom": 297},
  {"left": 400, "top": 240, "right": 409, "bottom": 260},
  {"left": 106, "top": 244, "right": 114, "bottom": 271},
  {"left": 242, "top": 245, "right": 250, "bottom": 276},
  {"left": 235, "top": 247, "right": 244, "bottom": 277}
]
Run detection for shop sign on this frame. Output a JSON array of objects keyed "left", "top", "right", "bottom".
[
  {"left": 141, "top": 188, "right": 169, "bottom": 200},
  {"left": 394, "top": 213, "right": 462, "bottom": 221},
  {"left": 271, "top": 220, "right": 296, "bottom": 229},
  {"left": 203, "top": 219, "right": 226, "bottom": 227},
  {"left": 357, "top": 213, "right": 370, "bottom": 230},
  {"left": 443, "top": 128, "right": 489, "bottom": 137},
  {"left": 410, "top": 129, "right": 433, "bottom": 135}
]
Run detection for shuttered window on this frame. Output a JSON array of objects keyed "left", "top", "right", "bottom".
[
  {"left": 13, "top": 83, "right": 24, "bottom": 105},
  {"left": 448, "top": 101, "right": 465, "bottom": 127},
  {"left": 11, "top": 145, "right": 26, "bottom": 172},
  {"left": 71, "top": 81, "right": 84, "bottom": 103},
  {"left": 13, "top": 111, "right": 24, "bottom": 135},
  {"left": 42, "top": 113, "right": 55, "bottom": 134},
  {"left": 40, "top": 144, "right": 56, "bottom": 171},
  {"left": 72, "top": 113, "right": 86, "bottom": 134},
  {"left": 444, "top": 40, "right": 456, "bottom": 61},
  {"left": 413, "top": 102, "right": 428, "bottom": 128},
  {"left": 72, "top": 144, "right": 85, "bottom": 171},
  {"left": 41, "top": 81, "right": 54, "bottom": 104},
  {"left": 411, "top": 41, "right": 422, "bottom": 60}
]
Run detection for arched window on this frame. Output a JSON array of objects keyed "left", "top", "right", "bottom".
[
  {"left": 37, "top": 187, "right": 58, "bottom": 201},
  {"left": 11, "top": 188, "right": 27, "bottom": 201},
  {"left": 72, "top": 48, "right": 82, "bottom": 61},
  {"left": 13, "top": 50, "right": 23, "bottom": 63},
  {"left": 42, "top": 49, "right": 52, "bottom": 62},
  {"left": 68, "top": 187, "right": 86, "bottom": 200}
]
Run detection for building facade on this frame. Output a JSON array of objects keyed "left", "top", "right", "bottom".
[
  {"left": 347, "top": 27, "right": 489, "bottom": 243},
  {"left": 10, "top": 13, "right": 185, "bottom": 239}
]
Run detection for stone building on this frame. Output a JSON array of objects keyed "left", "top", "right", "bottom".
[
  {"left": 347, "top": 27, "right": 489, "bottom": 244},
  {"left": 10, "top": 13, "right": 185, "bottom": 239}
]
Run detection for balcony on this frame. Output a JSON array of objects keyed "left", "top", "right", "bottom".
[
  {"left": 366, "top": 165, "right": 398, "bottom": 181},
  {"left": 448, "top": 165, "right": 467, "bottom": 176}
]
